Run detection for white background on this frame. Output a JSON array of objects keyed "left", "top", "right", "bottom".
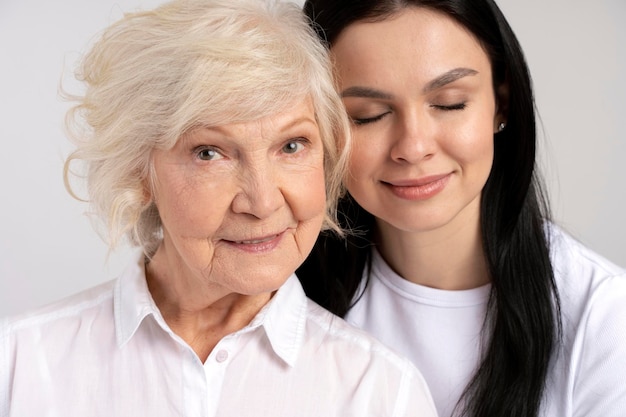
[{"left": 1, "top": 0, "right": 624, "bottom": 317}]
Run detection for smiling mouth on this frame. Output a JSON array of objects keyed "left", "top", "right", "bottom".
[
  {"left": 382, "top": 173, "right": 451, "bottom": 200},
  {"left": 233, "top": 235, "right": 280, "bottom": 245},
  {"left": 224, "top": 231, "right": 286, "bottom": 253}
]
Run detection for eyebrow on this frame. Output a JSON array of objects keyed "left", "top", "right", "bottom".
[
  {"left": 200, "top": 115, "right": 318, "bottom": 137},
  {"left": 423, "top": 67, "right": 478, "bottom": 93},
  {"left": 340, "top": 67, "right": 478, "bottom": 100},
  {"left": 341, "top": 86, "right": 394, "bottom": 100}
]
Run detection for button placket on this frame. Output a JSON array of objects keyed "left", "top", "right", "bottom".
[{"left": 215, "top": 349, "right": 229, "bottom": 363}]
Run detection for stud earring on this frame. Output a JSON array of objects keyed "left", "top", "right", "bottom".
[{"left": 498, "top": 122, "right": 506, "bottom": 132}]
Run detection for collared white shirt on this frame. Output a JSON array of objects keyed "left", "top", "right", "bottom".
[{"left": 1, "top": 253, "right": 437, "bottom": 417}]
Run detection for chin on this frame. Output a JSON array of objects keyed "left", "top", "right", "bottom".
[
  {"left": 381, "top": 212, "right": 456, "bottom": 234},
  {"left": 234, "top": 265, "right": 297, "bottom": 294}
]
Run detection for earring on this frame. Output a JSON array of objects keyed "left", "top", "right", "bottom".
[{"left": 498, "top": 122, "right": 506, "bottom": 132}]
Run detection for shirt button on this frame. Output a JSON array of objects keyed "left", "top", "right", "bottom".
[{"left": 215, "top": 349, "right": 229, "bottom": 363}]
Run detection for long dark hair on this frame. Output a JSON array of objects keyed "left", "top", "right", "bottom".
[{"left": 296, "top": 1, "right": 562, "bottom": 416}]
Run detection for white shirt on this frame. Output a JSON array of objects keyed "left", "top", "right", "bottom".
[
  {"left": 1, "top": 254, "right": 438, "bottom": 417},
  {"left": 346, "top": 226, "right": 626, "bottom": 417}
]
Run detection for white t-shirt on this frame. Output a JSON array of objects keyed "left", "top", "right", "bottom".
[
  {"left": 346, "top": 226, "right": 626, "bottom": 417},
  {"left": 1, "top": 253, "right": 437, "bottom": 417}
]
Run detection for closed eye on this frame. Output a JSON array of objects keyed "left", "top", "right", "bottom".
[
  {"left": 350, "top": 111, "right": 391, "bottom": 126},
  {"left": 431, "top": 102, "right": 467, "bottom": 111}
]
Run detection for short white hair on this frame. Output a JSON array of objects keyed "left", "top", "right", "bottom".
[{"left": 64, "top": 0, "right": 351, "bottom": 254}]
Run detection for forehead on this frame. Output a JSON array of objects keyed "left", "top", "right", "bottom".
[
  {"left": 187, "top": 97, "right": 318, "bottom": 143},
  {"left": 331, "top": 7, "right": 491, "bottom": 86}
]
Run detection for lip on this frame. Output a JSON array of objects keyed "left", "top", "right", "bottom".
[
  {"left": 382, "top": 173, "right": 451, "bottom": 201},
  {"left": 223, "top": 231, "right": 286, "bottom": 253}
]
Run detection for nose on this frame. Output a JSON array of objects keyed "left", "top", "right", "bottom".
[
  {"left": 389, "top": 114, "right": 436, "bottom": 164},
  {"left": 231, "top": 163, "right": 285, "bottom": 219}
]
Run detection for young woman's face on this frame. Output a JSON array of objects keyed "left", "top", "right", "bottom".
[{"left": 332, "top": 7, "right": 503, "bottom": 235}]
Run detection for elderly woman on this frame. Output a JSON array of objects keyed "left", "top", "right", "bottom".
[{"left": 0, "top": 0, "right": 437, "bottom": 416}]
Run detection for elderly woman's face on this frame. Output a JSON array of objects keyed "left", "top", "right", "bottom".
[{"left": 150, "top": 98, "right": 326, "bottom": 295}]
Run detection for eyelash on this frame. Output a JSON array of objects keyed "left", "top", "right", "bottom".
[
  {"left": 432, "top": 102, "right": 467, "bottom": 111},
  {"left": 351, "top": 101, "right": 466, "bottom": 126},
  {"left": 351, "top": 112, "right": 390, "bottom": 126}
]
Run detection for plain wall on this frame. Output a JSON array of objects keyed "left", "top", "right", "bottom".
[{"left": 1, "top": 0, "right": 624, "bottom": 317}]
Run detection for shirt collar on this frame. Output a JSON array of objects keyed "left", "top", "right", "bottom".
[
  {"left": 114, "top": 251, "right": 163, "bottom": 347},
  {"left": 114, "top": 253, "right": 308, "bottom": 366},
  {"left": 252, "top": 274, "right": 308, "bottom": 367}
]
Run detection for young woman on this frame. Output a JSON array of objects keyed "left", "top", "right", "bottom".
[{"left": 296, "top": 1, "right": 626, "bottom": 417}]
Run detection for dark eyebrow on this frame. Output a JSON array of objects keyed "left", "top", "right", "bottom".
[
  {"left": 340, "top": 68, "right": 478, "bottom": 100},
  {"left": 423, "top": 67, "right": 478, "bottom": 93},
  {"left": 341, "top": 86, "right": 394, "bottom": 100}
]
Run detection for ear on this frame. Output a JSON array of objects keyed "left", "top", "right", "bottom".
[{"left": 493, "top": 81, "right": 509, "bottom": 133}]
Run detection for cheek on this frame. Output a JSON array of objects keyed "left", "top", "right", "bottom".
[
  {"left": 346, "top": 131, "right": 381, "bottom": 182},
  {"left": 295, "top": 166, "right": 327, "bottom": 221},
  {"left": 447, "top": 122, "right": 495, "bottom": 187},
  {"left": 280, "top": 160, "right": 324, "bottom": 238},
  {"left": 457, "top": 122, "right": 494, "bottom": 164},
  {"left": 292, "top": 167, "right": 327, "bottom": 256},
  {"left": 156, "top": 173, "right": 230, "bottom": 236}
]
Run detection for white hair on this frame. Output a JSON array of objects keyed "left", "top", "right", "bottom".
[{"left": 63, "top": 0, "right": 351, "bottom": 254}]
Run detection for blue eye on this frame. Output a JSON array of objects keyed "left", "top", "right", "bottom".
[
  {"left": 282, "top": 139, "right": 305, "bottom": 154},
  {"left": 197, "top": 147, "right": 223, "bottom": 161}
]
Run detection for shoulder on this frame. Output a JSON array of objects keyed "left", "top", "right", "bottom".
[
  {"left": 547, "top": 226, "right": 626, "bottom": 415},
  {"left": 302, "top": 298, "right": 438, "bottom": 416},
  {"left": 0, "top": 280, "right": 117, "bottom": 411},
  {"left": 549, "top": 224, "right": 624, "bottom": 281},
  {"left": 1, "top": 279, "right": 116, "bottom": 340},
  {"left": 548, "top": 223, "right": 626, "bottom": 356},
  {"left": 549, "top": 225, "right": 626, "bottom": 313},
  {"left": 304, "top": 297, "right": 421, "bottom": 376},
  {"left": 548, "top": 224, "right": 625, "bottom": 304}
]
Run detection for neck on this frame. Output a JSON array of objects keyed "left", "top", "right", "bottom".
[
  {"left": 145, "top": 245, "right": 272, "bottom": 362},
  {"left": 375, "top": 211, "right": 490, "bottom": 291}
]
